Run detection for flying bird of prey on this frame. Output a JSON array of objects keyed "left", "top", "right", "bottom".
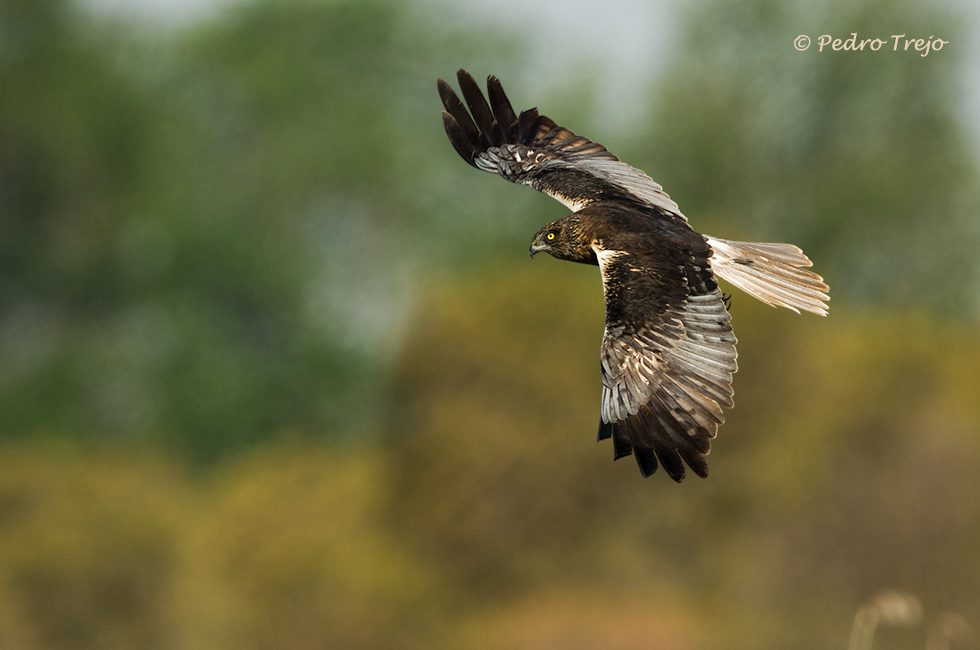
[{"left": 438, "top": 70, "right": 829, "bottom": 482}]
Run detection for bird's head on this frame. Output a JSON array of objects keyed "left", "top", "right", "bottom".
[{"left": 529, "top": 219, "right": 576, "bottom": 260}]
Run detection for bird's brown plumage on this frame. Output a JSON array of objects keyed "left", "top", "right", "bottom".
[{"left": 439, "top": 69, "right": 828, "bottom": 482}]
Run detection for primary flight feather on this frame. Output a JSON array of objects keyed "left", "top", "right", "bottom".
[{"left": 438, "top": 69, "right": 829, "bottom": 482}]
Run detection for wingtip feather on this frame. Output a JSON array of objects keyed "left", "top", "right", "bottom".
[
  {"left": 441, "top": 111, "right": 479, "bottom": 167},
  {"left": 456, "top": 69, "right": 499, "bottom": 147},
  {"left": 487, "top": 75, "right": 519, "bottom": 142}
]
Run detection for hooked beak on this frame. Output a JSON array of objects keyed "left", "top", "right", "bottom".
[{"left": 529, "top": 242, "right": 548, "bottom": 258}]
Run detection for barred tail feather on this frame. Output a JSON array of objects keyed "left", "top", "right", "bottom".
[{"left": 706, "top": 236, "right": 829, "bottom": 316}]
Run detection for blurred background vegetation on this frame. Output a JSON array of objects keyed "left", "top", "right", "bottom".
[{"left": 1, "top": 0, "right": 979, "bottom": 648}]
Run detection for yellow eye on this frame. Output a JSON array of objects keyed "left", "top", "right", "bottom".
[{"left": 546, "top": 233, "right": 555, "bottom": 240}]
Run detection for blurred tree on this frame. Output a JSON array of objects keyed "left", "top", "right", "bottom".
[
  {"left": 624, "top": 0, "right": 980, "bottom": 314},
  {"left": 174, "top": 442, "right": 435, "bottom": 650},
  {"left": 0, "top": 444, "right": 186, "bottom": 650},
  {"left": 384, "top": 264, "right": 620, "bottom": 596},
  {"left": 0, "top": 0, "right": 524, "bottom": 459},
  {"left": 0, "top": 442, "right": 445, "bottom": 650},
  {"left": 2, "top": 0, "right": 979, "bottom": 644},
  {"left": 382, "top": 0, "right": 980, "bottom": 645},
  {"left": 0, "top": 0, "right": 161, "bottom": 435},
  {"left": 384, "top": 263, "right": 980, "bottom": 650}
]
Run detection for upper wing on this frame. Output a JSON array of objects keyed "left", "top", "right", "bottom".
[
  {"left": 438, "top": 69, "right": 686, "bottom": 222},
  {"left": 593, "top": 242, "right": 738, "bottom": 482}
]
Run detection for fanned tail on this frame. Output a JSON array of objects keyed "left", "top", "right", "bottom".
[{"left": 706, "top": 236, "right": 829, "bottom": 316}]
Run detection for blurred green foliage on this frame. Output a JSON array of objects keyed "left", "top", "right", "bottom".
[
  {"left": 1, "top": 0, "right": 979, "bottom": 647},
  {"left": 387, "top": 266, "right": 980, "bottom": 650},
  {"left": 623, "top": 0, "right": 980, "bottom": 311},
  {"left": 0, "top": 0, "right": 523, "bottom": 458}
]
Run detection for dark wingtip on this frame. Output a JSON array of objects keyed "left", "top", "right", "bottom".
[
  {"left": 690, "top": 462, "right": 709, "bottom": 479},
  {"left": 650, "top": 445, "right": 685, "bottom": 481},
  {"left": 610, "top": 422, "right": 633, "bottom": 460},
  {"left": 441, "top": 111, "right": 479, "bottom": 167},
  {"left": 487, "top": 74, "right": 518, "bottom": 143},
  {"left": 632, "top": 445, "right": 660, "bottom": 478},
  {"left": 437, "top": 78, "right": 454, "bottom": 106},
  {"left": 456, "top": 68, "right": 477, "bottom": 90},
  {"left": 597, "top": 420, "right": 612, "bottom": 442},
  {"left": 456, "top": 68, "right": 499, "bottom": 147},
  {"left": 439, "top": 75, "right": 483, "bottom": 149},
  {"left": 517, "top": 108, "right": 542, "bottom": 145}
]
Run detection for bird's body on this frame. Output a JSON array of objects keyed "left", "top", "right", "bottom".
[{"left": 438, "top": 70, "right": 828, "bottom": 482}]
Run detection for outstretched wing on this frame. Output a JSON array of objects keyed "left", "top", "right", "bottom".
[
  {"left": 438, "top": 69, "right": 685, "bottom": 222},
  {"left": 593, "top": 241, "right": 738, "bottom": 482}
]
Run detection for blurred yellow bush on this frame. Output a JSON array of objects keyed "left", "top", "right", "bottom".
[{"left": 0, "top": 270, "right": 978, "bottom": 650}]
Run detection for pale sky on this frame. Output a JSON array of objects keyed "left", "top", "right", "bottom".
[{"left": 76, "top": 0, "right": 980, "bottom": 158}]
